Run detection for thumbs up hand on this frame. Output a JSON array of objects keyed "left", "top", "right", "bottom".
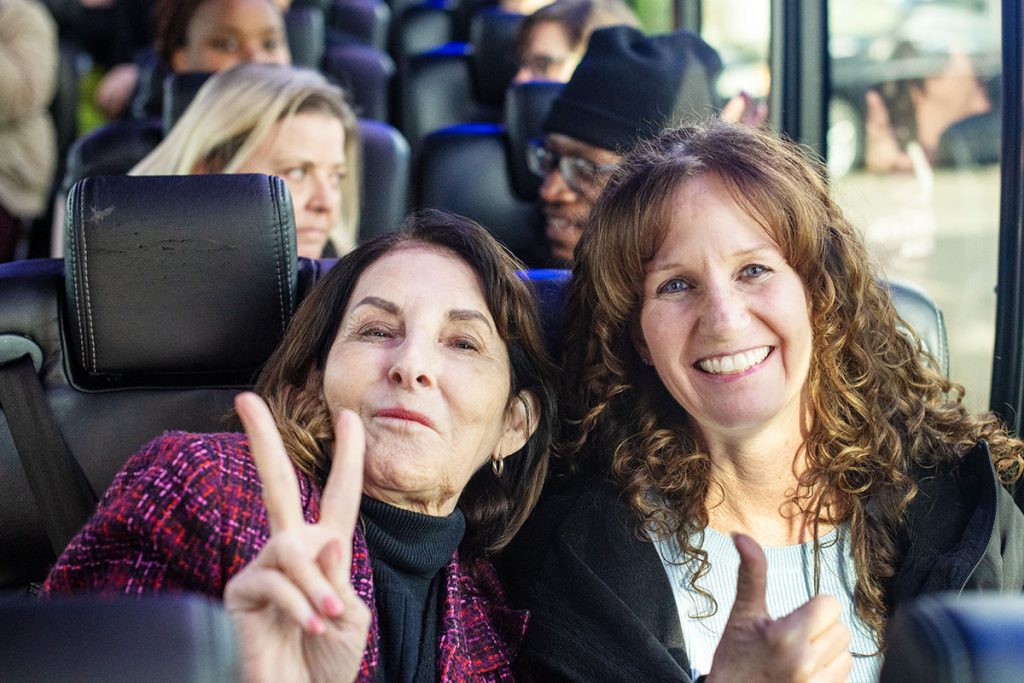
[{"left": 704, "top": 534, "right": 853, "bottom": 683}]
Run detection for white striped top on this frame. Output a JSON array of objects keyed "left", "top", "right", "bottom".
[{"left": 650, "top": 522, "right": 883, "bottom": 682}]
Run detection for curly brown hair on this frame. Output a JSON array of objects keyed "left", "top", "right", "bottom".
[
  {"left": 252, "top": 210, "right": 556, "bottom": 558},
  {"left": 562, "top": 121, "right": 1023, "bottom": 642}
]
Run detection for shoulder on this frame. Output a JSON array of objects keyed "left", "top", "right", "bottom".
[
  {"left": 891, "top": 440, "right": 1024, "bottom": 599},
  {"left": 111, "top": 431, "right": 257, "bottom": 499},
  {"left": 445, "top": 555, "right": 529, "bottom": 677},
  {"left": 117, "top": 430, "right": 320, "bottom": 520},
  {"left": 0, "top": 0, "right": 56, "bottom": 39},
  {"left": 500, "top": 475, "right": 688, "bottom": 680},
  {"left": 507, "top": 475, "right": 653, "bottom": 570}
]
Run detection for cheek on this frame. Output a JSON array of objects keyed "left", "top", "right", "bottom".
[
  {"left": 641, "top": 304, "right": 687, "bottom": 361},
  {"left": 286, "top": 181, "right": 311, "bottom": 207},
  {"left": 199, "top": 50, "right": 237, "bottom": 72}
]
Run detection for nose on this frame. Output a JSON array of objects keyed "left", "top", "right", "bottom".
[
  {"left": 538, "top": 165, "right": 576, "bottom": 204},
  {"left": 387, "top": 336, "right": 436, "bottom": 390},
  {"left": 513, "top": 66, "right": 534, "bottom": 84},
  {"left": 307, "top": 171, "right": 340, "bottom": 215},
  {"left": 700, "top": 282, "right": 751, "bottom": 338}
]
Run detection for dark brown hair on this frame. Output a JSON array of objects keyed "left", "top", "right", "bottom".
[{"left": 254, "top": 209, "right": 556, "bottom": 557}]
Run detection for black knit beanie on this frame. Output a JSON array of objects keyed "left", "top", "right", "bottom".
[{"left": 543, "top": 26, "right": 723, "bottom": 153}]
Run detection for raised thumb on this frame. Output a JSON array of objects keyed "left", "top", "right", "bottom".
[{"left": 728, "top": 533, "right": 769, "bottom": 622}]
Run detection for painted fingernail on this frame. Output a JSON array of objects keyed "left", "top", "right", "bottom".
[
  {"left": 307, "top": 615, "right": 325, "bottom": 634},
  {"left": 323, "top": 594, "right": 342, "bottom": 617}
]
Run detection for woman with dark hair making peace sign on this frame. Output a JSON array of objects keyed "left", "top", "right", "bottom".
[{"left": 46, "top": 211, "right": 556, "bottom": 682}]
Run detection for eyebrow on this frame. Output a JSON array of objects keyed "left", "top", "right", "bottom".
[
  {"left": 350, "top": 297, "right": 494, "bottom": 331},
  {"left": 647, "top": 244, "right": 779, "bottom": 274}
]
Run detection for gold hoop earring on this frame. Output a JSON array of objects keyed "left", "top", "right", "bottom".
[{"left": 492, "top": 455, "right": 505, "bottom": 478}]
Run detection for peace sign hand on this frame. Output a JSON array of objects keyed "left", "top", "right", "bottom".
[{"left": 224, "top": 392, "right": 372, "bottom": 683}]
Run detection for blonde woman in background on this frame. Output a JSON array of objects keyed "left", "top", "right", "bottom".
[{"left": 132, "top": 63, "right": 361, "bottom": 258}]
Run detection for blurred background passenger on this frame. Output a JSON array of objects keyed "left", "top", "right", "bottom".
[
  {"left": 99, "top": 0, "right": 291, "bottom": 121},
  {"left": 526, "top": 25, "right": 722, "bottom": 266},
  {"left": 513, "top": 0, "right": 640, "bottom": 84},
  {"left": 0, "top": 0, "right": 58, "bottom": 262},
  {"left": 865, "top": 45, "right": 992, "bottom": 175},
  {"left": 500, "top": 0, "right": 553, "bottom": 16},
  {"left": 131, "top": 64, "right": 360, "bottom": 258}
]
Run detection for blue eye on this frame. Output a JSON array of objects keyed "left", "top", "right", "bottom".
[
  {"left": 657, "top": 278, "right": 689, "bottom": 295},
  {"left": 742, "top": 264, "right": 769, "bottom": 278}
]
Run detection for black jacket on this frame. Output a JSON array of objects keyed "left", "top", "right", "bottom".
[{"left": 501, "top": 440, "right": 1024, "bottom": 682}]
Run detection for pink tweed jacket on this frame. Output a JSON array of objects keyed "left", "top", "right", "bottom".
[{"left": 43, "top": 431, "right": 528, "bottom": 681}]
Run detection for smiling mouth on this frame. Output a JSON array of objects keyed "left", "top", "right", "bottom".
[
  {"left": 695, "top": 346, "right": 772, "bottom": 375},
  {"left": 375, "top": 408, "right": 433, "bottom": 428}
]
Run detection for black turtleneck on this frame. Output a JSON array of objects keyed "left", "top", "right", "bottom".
[{"left": 360, "top": 497, "right": 466, "bottom": 683}]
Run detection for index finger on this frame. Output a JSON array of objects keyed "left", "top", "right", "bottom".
[
  {"left": 318, "top": 408, "right": 365, "bottom": 537},
  {"left": 235, "top": 391, "right": 305, "bottom": 533}
]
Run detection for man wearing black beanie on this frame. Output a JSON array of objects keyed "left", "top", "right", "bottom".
[{"left": 528, "top": 25, "right": 723, "bottom": 265}]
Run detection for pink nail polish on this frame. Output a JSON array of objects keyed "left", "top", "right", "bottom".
[
  {"left": 323, "top": 594, "right": 341, "bottom": 616},
  {"left": 307, "top": 615, "right": 325, "bottom": 634}
]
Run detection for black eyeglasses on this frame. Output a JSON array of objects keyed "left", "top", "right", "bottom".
[{"left": 525, "top": 138, "right": 618, "bottom": 193}]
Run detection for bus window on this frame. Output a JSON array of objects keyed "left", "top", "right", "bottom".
[
  {"left": 828, "top": 0, "right": 1002, "bottom": 413},
  {"left": 700, "top": 0, "right": 771, "bottom": 112}
]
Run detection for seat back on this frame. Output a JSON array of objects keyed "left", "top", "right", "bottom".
[
  {"left": 390, "top": 1, "right": 455, "bottom": 62},
  {"left": 467, "top": 8, "right": 522, "bottom": 105},
  {"left": 322, "top": 42, "right": 396, "bottom": 121},
  {"left": 162, "top": 71, "right": 214, "bottom": 134},
  {"left": 417, "top": 123, "right": 537, "bottom": 262},
  {"left": 880, "top": 593, "right": 1024, "bottom": 683},
  {"left": 397, "top": 8, "right": 521, "bottom": 154},
  {"left": 0, "top": 594, "right": 239, "bottom": 682},
  {"left": 0, "top": 174, "right": 310, "bottom": 589},
  {"left": 504, "top": 81, "right": 563, "bottom": 199},
  {"left": 888, "top": 279, "right": 949, "bottom": 376},
  {"left": 327, "top": 0, "right": 391, "bottom": 49},
  {"left": 415, "top": 81, "right": 559, "bottom": 263},
  {"left": 60, "top": 118, "right": 164, "bottom": 198},
  {"left": 285, "top": 5, "right": 327, "bottom": 68},
  {"left": 358, "top": 119, "right": 411, "bottom": 239}
]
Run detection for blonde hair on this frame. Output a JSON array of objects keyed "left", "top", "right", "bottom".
[
  {"left": 564, "top": 121, "right": 1024, "bottom": 643},
  {"left": 131, "top": 64, "right": 361, "bottom": 254}
]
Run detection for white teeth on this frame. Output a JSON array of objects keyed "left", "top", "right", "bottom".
[{"left": 697, "top": 346, "right": 770, "bottom": 375}]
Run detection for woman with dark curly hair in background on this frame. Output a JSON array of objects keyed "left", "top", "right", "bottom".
[{"left": 502, "top": 121, "right": 1024, "bottom": 682}]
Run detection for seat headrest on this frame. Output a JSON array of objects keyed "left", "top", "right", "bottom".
[
  {"left": 469, "top": 8, "right": 523, "bottom": 105},
  {"left": 61, "top": 119, "right": 164, "bottom": 197},
  {"left": 505, "top": 81, "right": 563, "bottom": 199},
  {"left": 880, "top": 593, "right": 1024, "bottom": 683},
  {"left": 887, "top": 278, "right": 949, "bottom": 377},
  {"left": 522, "top": 268, "right": 570, "bottom": 358},
  {"left": 0, "top": 594, "right": 239, "bottom": 682},
  {"left": 162, "top": 71, "right": 212, "bottom": 134},
  {"left": 284, "top": 6, "right": 326, "bottom": 68},
  {"left": 63, "top": 174, "right": 297, "bottom": 388}
]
